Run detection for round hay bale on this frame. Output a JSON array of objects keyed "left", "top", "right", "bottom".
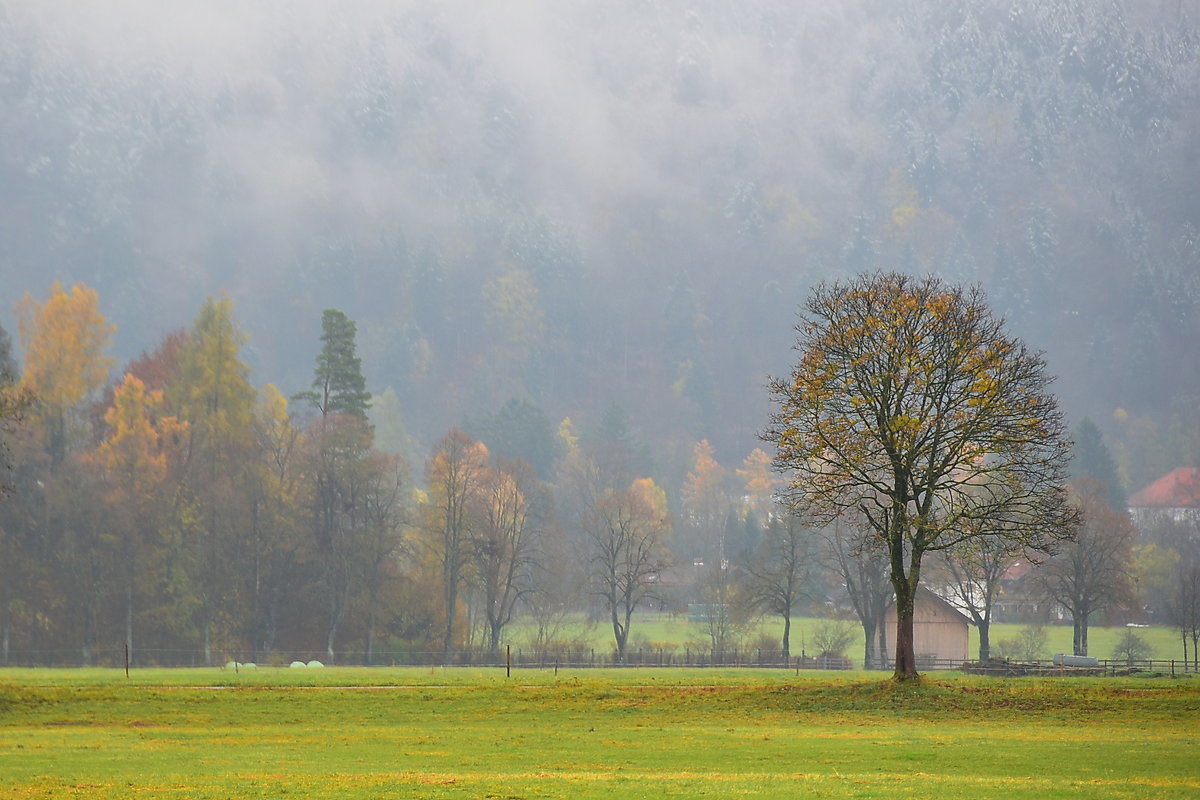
[{"left": 306, "top": 660, "right": 324, "bottom": 668}]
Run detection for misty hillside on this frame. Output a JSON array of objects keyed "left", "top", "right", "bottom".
[{"left": 2, "top": 0, "right": 1198, "bottom": 492}]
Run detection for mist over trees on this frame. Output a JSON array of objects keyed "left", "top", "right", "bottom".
[
  {"left": 2, "top": 0, "right": 1197, "bottom": 489},
  {"left": 0, "top": 0, "right": 1198, "bottom": 664}
]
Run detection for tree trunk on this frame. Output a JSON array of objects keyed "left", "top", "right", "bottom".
[
  {"left": 781, "top": 612, "right": 791, "bottom": 662},
  {"left": 325, "top": 624, "right": 337, "bottom": 666},
  {"left": 1073, "top": 610, "right": 1089, "bottom": 656},
  {"left": 860, "top": 618, "right": 876, "bottom": 669},
  {"left": 612, "top": 620, "right": 627, "bottom": 664},
  {"left": 892, "top": 581, "right": 919, "bottom": 680},
  {"left": 442, "top": 580, "right": 457, "bottom": 665},
  {"left": 82, "top": 594, "right": 95, "bottom": 667},
  {"left": 977, "top": 619, "right": 990, "bottom": 662},
  {"left": 489, "top": 618, "right": 503, "bottom": 656},
  {"left": 125, "top": 582, "right": 134, "bottom": 668},
  {"left": 366, "top": 601, "right": 376, "bottom": 666}
]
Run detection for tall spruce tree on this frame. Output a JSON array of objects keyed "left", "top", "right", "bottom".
[
  {"left": 298, "top": 309, "right": 371, "bottom": 421},
  {"left": 1070, "top": 418, "right": 1127, "bottom": 510},
  {"left": 296, "top": 309, "right": 373, "bottom": 663}
]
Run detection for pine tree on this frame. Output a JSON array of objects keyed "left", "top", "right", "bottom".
[
  {"left": 1071, "top": 418, "right": 1127, "bottom": 510},
  {"left": 298, "top": 309, "right": 371, "bottom": 421}
]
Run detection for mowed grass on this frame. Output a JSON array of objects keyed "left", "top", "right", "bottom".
[{"left": 1, "top": 668, "right": 1197, "bottom": 799}]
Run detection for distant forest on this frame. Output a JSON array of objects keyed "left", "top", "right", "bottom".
[{"left": 2, "top": 0, "right": 1197, "bottom": 492}]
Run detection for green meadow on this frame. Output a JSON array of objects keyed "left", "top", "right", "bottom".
[
  {"left": 1, "top": 668, "right": 1196, "bottom": 799},
  {"left": 503, "top": 613, "right": 1187, "bottom": 664}
]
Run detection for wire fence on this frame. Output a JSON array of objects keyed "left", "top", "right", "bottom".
[
  {"left": 2, "top": 647, "right": 1197, "bottom": 675},
  {"left": 0, "top": 646, "right": 856, "bottom": 670},
  {"left": 961, "top": 658, "right": 1200, "bottom": 677}
]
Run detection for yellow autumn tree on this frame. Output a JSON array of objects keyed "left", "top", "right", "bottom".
[
  {"left": 172, "top": 294, "right": 258, "bottom": 663},
  {"left": 92, "top": 372, "right": 188, "bottom": 663},
  {"left": 737, "top": 447, "right": 779, "bottom": 521},
  {"left": 680, "top": 439, "right": 726, "bottom": 563},
  {"left": 681, "top": 439, "right": 725, "bottom": 523},
  {"left": 17, "top": 282, "right": 115, "bottom": 464},
  {"left": 423, "top": 428, "right": 490, "bottom": 662},
  {"left": 97, "top": 373, "right": 186, "bottom": 503},
  {"left": 469, "top": 457, "right": 541, "bottom": 654},
  {"left": 582, "top": 475, "right": 671, "bottom": 662},
  {"left": 246, "top": 383, "right": 309, "bottom": 655},
  {"left": 765, "top": 272, "right": 1077, "bottom": 680},
  {"left": 557, "top": 416, "right": 579, "bottom": 459}
]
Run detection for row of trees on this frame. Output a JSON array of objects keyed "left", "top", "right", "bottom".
[
  {"left": 2, "top": 279, "right": 1197, "bottom": 674},
  {"left": 0, "top": 284, "right": 698, "bottom": 664}
]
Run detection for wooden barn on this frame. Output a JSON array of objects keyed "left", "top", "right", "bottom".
[{"left": 882, "top": 587, "right": 971, "bottom": 668}]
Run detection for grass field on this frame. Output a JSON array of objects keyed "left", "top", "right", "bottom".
[
  {"left": 504, "top": 613, "right": 1188, "bottom": 664},
  {"left": 1, "top": 667, "right": 1196, "bottom": 798}
]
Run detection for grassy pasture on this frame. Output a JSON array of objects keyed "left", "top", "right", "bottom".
[
  {"left": 504, "top": 613, "right": 1187, "bottom": 664},
  {"left": 1, "top": 668, "right": 1197, "bottom": 799}
]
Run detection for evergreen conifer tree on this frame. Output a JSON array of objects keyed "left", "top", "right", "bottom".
[
  {"left": 298, "top": 309, "right": 371, "bottom": 420},
  {"left": 1070, "top": 418, "right": 1127, "bottom": 510}
]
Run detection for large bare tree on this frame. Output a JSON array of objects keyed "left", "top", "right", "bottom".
[
  {"left": 578, "top": 474, "right": 671, "bottom": 663},
  {"left": 470, "top": 457, "right": 543, "bottom": 655},
  {"left": 746, "top": 511, "right": 815, "bottom": 661},
  {"left": 931, "top": 533, "right": 1022, "bottom": 662},
  {"left": 1033, "top": 478, "right": 1136, "bottom": 656},
  {"left": 820, "top": 515, "right": 893, "bottom": 670},
  {"left": 766, "top": 272, "right": 1077, "bottom": 680},
  {"left": 1173, "top": 557, "right": 1200, "bottom": 669},
  {"left": 424, "top": 428, "right": 489, "bottom": 664}
]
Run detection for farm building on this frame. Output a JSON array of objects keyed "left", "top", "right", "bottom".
[
  {"left": 1129, "top": 467, "right": 1200, "bottom": 525},
  {"left": 882, "top": 587, "right": 971, "bottom": 668}
]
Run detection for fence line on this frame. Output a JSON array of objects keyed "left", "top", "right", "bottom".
[
  {"left": 2, "top": 647, "right": 1197, "bottom": 674},
  {"left": 962, "top": 658, "right": 1200, "bottom": 677},
  {"left": 0, "top": 646, "right": 846, "bottom": 670}
]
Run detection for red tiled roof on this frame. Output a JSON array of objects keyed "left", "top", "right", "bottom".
[
  {"left": 1001, "top": 559, "right": 1033, "bottom": 581},
  {"left": 1129, "top": 467, "right": 1200, "bottom": 508}
]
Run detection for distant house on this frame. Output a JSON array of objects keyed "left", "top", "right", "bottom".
[
  {"left": 1129, "top": 467, "right": 1200, "bottom": 526},
  {"left": 882, "top": 587, "right": 971, "bottom": 668},
  {"left": 990, "top": 559, "right": 1057, "bottom": 623}
]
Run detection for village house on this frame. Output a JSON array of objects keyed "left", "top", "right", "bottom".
[{"left": 1129, "top": 467, "right": 1200, "bottom": 527}]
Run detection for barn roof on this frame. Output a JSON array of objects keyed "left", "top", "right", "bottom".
[
  {"left": 917, "top": 586, "right": 973, "bottom": 625},
  {"left": 1129, "top": 467, "right": 1200, "bottom": 509},
  {"left": 886, "top": 586, "right": 973, "bottom": 626}
]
